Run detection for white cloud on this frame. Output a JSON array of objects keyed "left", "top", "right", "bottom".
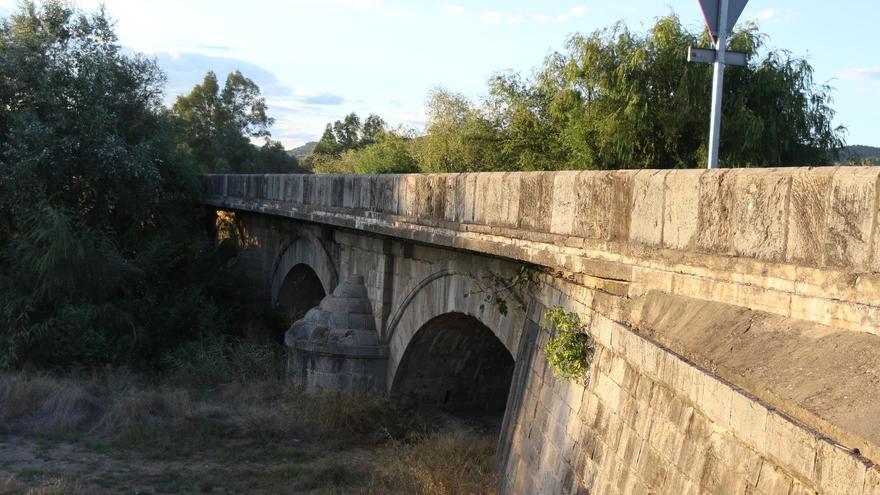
[
  {"left": 836, "top": 67, "right": 880, "bottom": 81},
  {"left": 611, "top": 3, "right": 638, "bottom": 13},
  {"left": 755, "top": 8, "right": 777, "bottom": 21},
  {"left": 571, "top": 5, "right": 587, "bottom": 17},
  {"left": 532, "top": 11, "right": 574, "bottom": 24},
  {"left": 481, "top": 11, "right": 503, "bottom": 24},
  {"left": 441, "top": 4, "right": 464, "bottom": 17},
  {"left": 506, "top": 14, "right": 525, "bottom": 25}
]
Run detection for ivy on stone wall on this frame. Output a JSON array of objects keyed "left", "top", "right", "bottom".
[{"left": 543, "top": 307, "right": 595, "bottom": 381}]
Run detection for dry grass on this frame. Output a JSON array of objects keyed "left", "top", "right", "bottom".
[
  {"left": 2, "top": 475, "right": 81, "bottom": 495},
  {"left": 0, "top": 369, "right": 501, "bottom": 494},
  {"left": 364, "top": 431, "right": 500, "bottom": 495}
]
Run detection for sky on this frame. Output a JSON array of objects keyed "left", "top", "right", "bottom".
[{"left": 0, "top": 0, "right": 877, "bottom": 148}]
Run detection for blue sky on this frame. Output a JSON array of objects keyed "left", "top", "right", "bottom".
[{"left": 1, "top": 0, "right": 877, "bottom": 148}]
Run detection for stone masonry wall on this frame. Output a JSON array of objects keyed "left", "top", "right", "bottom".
[
  {"left": 499, "top": 276, "right": 880, "bottom": 494},
  {"left": 202, "top": 169, "right": 880, "bottom": 494}
]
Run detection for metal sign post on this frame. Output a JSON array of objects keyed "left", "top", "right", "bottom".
[
  {"left": 690, "top": 0, "right": 750, "bottom": 169},
  {"left": 707, "top": 0, "right": 729, "bottom": 169}
]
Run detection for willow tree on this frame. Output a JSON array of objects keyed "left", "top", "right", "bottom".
[{"left": 489, "top": 14, "right": 844, "bottom": 169}]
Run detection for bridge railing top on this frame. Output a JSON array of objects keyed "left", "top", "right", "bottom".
[{"left": 200, "top": 167, "right": 880, "bottom": 274}]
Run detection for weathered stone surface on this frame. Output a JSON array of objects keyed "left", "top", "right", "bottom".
[
  {"left": 662, "top": 169, "right": 701, "bottom": 250},
  {"left": 825, "top": 167, "right": 878, "bottom": 269},
  {"left": 787, "top": 167, "right": 835, "bottom": 264},
  {"left": 287, "top": 275, "right": 388, "bottom": 395},
  {"left": 629, "top": 170, "right": 667, "bottom": 246},
  {"left": 518, "top": 172, "right": 555, "bottom": 232},
  {"left": 730, "top": 169, "right": 790, "bottom": 261},
  {"left": 202, "top": 170, "right": 880, "bottom": 495},
  {"left": 696, "top": 169, "right": 735, "bottom": 254}
]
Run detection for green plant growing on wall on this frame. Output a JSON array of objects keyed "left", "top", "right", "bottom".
[{"left": 543, "top": 307, "right": 595, "bottom": 381}]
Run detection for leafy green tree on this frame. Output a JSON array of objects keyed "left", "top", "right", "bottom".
[
  {"left": 334, "top": 113, "right": 361, "bottom": 150},
  {"left": 360, "top": 114, "right": 386, "bottom": 146},
  {"left": 490, "top": 15, "right": 844, "bottom": 169},
  {"left": 414, "top": 89, "right": 504, "bottom": 172},
  {"left": 312, "top": 112, "right": 387, "bottom": 156},
  {"left": 311, "top": 129, "right": 418, "bottom": 174},
  {"left": 313, "top": 124, "right": 342, "bottom": 156},
  {"left": 172, "top": 70, "right": 298, "bottom": 173},
  {"left": 0, "top": 1, "right": 242, "bottom": 368}
]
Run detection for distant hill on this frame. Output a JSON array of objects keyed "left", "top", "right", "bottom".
[
  {"left": 839, "top": 145, "right": 880, "bottom": 164},
  {"left": 288, "top": 141, "right": 317, "bottom": 159}
]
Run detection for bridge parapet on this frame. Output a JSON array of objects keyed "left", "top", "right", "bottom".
[{"left": 202, "top": 168, "right": 880, "bottom": 336}]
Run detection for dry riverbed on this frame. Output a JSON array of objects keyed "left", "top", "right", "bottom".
[{"left": 0, "top": 370, "right": 499, "bottom": 494}]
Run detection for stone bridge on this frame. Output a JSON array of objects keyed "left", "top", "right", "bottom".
[{"left": 200, "top": 168, "right": 880, "bottom": 495}]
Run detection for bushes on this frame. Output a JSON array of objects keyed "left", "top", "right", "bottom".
[{"left": 162, "top": 337, "right": 286, "bottom": 387}]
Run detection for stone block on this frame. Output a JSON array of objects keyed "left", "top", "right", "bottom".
[
  {"left": 729, "top": 389, "right": 768, "bottom": 451},
  {"left": 696, "top": 169, "right": 735, "bottom": 255},
  {"left": 572, "top": 172, "right": 614, "bottom": 240},
  {"left": 629, "top": 169, "right": 668, "bottom": 246},
  {"left": 815, "top": 441, "right": 867, "bottom": 495},
  {"left": 825, "top": 167, "right": 878, "bottom": 269},
  {"left": 864, "top": 466, "right": 880, "bottom": 495},
  {"left": 663, "top": 471, "right": 700, "bottom": 495},
  {"left": 550, "top": 171, "right": 582, "bottom": 236},
  {"left": 648, "top": 418, "right": 683, "bottom": 463},
  {"left": 635, "top": 446, "right": 669, "bottom": 489},
  {"left": 764, "top": 412, "right": 818, "bottom": 481},
  {"left": 699, "top": 375, "right": 733, "bottom": 430},
  {"left": 571, "top": 171, "right": 635, "bottom": 241},
  {"left": 461, "top": 174, "right": 478, "bottom": 222},
  {"left": 787, "top": 167, "right": 835, "bottom": 265},
  {"left": 755, "top": 461, "right": 793, "bottom": 495},
  {"left": 730, "top": 169, "right": 791, "bottom": 261},
  {"left": 519, "top": 172, "right": 555, "bottom": 232},
  {"left": 663, "top": 169, "right": 702, "bottom": 250}
]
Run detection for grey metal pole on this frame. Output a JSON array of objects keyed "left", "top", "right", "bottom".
[{"left": 707, "top": 0, "right": 729, "bottom": 169}]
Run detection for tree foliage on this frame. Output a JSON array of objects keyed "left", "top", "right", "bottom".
[
  {"left": 313, "top": 112, "right": 387, "bottom": 156},
  {"left": 306, "top": 16, "right": 842, "bottom": 174},
  {"left": 0, "top": 1, "right": 244, "bottom": 368},
  {"left": 508, "top": 15, "right": 845, "bottom": 168},
  {"left": 309, "top": 128, "right": 419, "bottom": 174},
  {"left": 172, "top": 70, "right": 300, "bottom": 173}
]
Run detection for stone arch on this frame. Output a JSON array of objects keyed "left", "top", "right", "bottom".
[
  {"left": 270, "top": 230, "right": 338, "bottom": 308},
  {"left": 275, "top": 263, "right": 326, "bottom": 326},
  {"left": 391, "top": 312, "right": 515, "bottom": 413},
  {"left": 385, "top": 270, "right": 528, "bottom": 393}
]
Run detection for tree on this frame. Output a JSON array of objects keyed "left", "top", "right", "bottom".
[
  {"left": 414, "top": 89, "right": 504, "bottom": 172},
  {"left": 172, "top": 70, "right": 298, "bottom": 173},
  {"left": 488, "top": 15, "right": 844, "bottom": 169},
  {"left": 360, "top": 114, "right": 386, "bottom": 146},
  {"left": 312, "top": 112, "right": 387, "bottom": 156},
  {"left": 313, "top": 124, "right": 342, "bottom": 156},
  {"left": 311, "top": 128, "right": 419, "bottom": 174},
  {"left": 0, "top": 1, "right": 243, "bottom": 368}
]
